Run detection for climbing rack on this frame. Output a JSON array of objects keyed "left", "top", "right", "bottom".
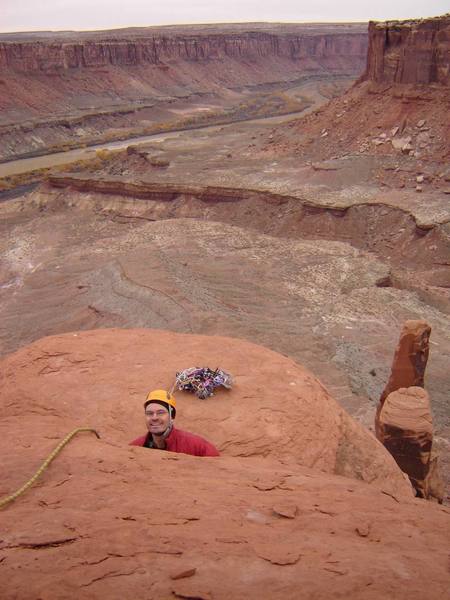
[{"left": 174, "top": 367, "right": 233, "bottom": 399}]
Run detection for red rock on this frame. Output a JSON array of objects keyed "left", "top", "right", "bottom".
[
  {"left": 0, "top": 28, "right": 367, "bottom": 74},
  {"left": 273, "top": 14, "right": 449, "bottom": 169},
  {"left": 428, "top": 453, "right": 446, "bottom": 501},
  {"left": 170, "top": 568, "right": 197, "bottom": 580},
  {"left": 0, "top": 329, "right": 411, "bottom": 498},
  {"left": 374, "top": 321, "right": 441, "bottom": 497},
  {"left": 172, "top": 583, "right": 212, "bottom": 600},
  {"left": 272, "top": 503, "right": 298, "bottom": 519},
  {"left": 364, "top": 15, "right": 450, "bottom": 86},
  {"left": 0, "top": 328, "right": 449, "bottom": 599},
  {"left": 377, "top": 387, "right": 439, "bottom": 498},
  {"left": 378, "top": 319, "right": 431, "bottom": 411},
  {"left": 253, "top": 542, "right": 302, "bottom": 565},
  {"left": 0, "top": 23, "right": 369, "bottom": 161},
  {"left": 355, "top": 523, "right": 371, "bottom": 537}
]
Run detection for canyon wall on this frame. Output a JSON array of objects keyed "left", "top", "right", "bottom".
[
  {"left": 0, "top": 28, "right": 367, "bottom": 73},
  {"left": 0, "top": 24, "right": 368, "bottom": 158},
  {"left": 363, "top": 14, "right": 450, "bottom": 85},
  {"left": 0, "top": 25, "right": 367, "bottom": 124}
]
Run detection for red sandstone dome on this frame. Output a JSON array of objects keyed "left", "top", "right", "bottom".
[
  {"left": 1, "top": 329, "right": 449, "bottom": 599},
  {"left": 0, "top": 328, "right": 411, "bottom": 495}
]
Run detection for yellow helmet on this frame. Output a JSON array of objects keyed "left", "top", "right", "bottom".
[{"left": 144, "top": 389, "right": 177, "bottom": 417}]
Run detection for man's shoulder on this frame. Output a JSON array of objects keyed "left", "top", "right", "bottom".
[
  {"left": 129, "top": 434, "right": 148, "bottom": 446},
  {"left": 171, "top": 427, "right": 220, "bottom": 456},
  {"left": 172, "top": 427, "right": 208, "bottom": 444},
  {"left": 172, "top": 427, "right": 201, "bottom": 440}
]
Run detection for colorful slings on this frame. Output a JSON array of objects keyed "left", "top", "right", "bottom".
[{"left": 175, "top": 367, "right": 233, "bottom": 399}]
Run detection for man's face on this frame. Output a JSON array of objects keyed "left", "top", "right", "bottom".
[{"left": 145, "top": 402, "right": 170, "bottom": 435}]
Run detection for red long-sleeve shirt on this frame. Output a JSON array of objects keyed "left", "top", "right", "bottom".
[{"left": 130, "top": 426, "right": 220, "bottom": 457}]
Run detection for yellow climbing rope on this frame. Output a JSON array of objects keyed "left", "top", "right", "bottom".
[{"left": 0, "top": 427, "right": 100, "bottom": 509}]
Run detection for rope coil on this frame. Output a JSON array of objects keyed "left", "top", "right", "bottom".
[{"left": 0, "top": 427, "right": 100, "bottom": 510}]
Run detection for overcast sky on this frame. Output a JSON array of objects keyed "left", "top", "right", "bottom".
[{"left": 1, "top": 0, "right": 448, "bottom": 33}]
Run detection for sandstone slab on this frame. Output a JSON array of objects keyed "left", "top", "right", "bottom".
[{"left": 1, "top": 425, "right": 449, "bottom": 599}]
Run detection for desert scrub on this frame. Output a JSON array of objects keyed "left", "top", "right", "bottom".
[
  {"left": 0, "top": 167, "right": 51, "bottom": 191},
  {"left": 95, "top": 148, "right": 123, "bottom": 161},
  {"left": 0, "top": 153, "right": 115, "bottom": 191}
]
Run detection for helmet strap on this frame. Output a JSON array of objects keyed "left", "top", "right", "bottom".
[{"left": 152, "top": 421, "right": 173, "bottom": 440}]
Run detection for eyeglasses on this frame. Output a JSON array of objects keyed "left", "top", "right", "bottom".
[{"left": 145, "top": 409, "right": 168, "bottom": 417}]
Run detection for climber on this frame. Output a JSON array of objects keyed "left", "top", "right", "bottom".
[{"left": 130, "top": 389, "right": 220, "bottom": 457}]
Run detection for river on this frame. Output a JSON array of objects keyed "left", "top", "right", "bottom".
[{"left": 0, "top": 111, "right": 309, "bottom": 179}]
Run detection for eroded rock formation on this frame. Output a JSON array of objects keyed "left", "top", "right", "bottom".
[
  {"left": 375, "top": 319, "right": 431, "bottom": 441},
  {"left": 0, "top": 23, "right": 368, "bottom": 160},
  {"left": 364, "top": 14, "right": 450, "bottom": 85},
  {"left": 0, "top": 24, "right": 368, "bottom": 122},
  {"left": 377, "top": 386, "right": 443, "bottom": 501},
  {"left": 378, "top": 319, "right": 431, "bottom": 409},
  {"left": 272, "top": 14, "right": 450, "bottom": 167},
  {"left": 0, "top": 26, "right": 368, "bottom": 73},
  {"left": 374, "top": 321, "right": 445, "bottom": 501}
]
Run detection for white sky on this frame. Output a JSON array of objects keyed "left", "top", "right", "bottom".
[{"left": 1, "top": 0, "right": 448, "bottom": 33}]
